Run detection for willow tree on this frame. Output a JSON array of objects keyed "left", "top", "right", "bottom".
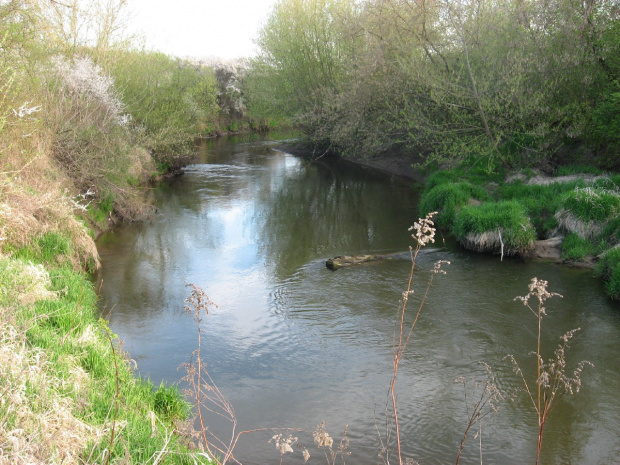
[{"left": 248, "top": 0, "right": 359, "bottom": 134}]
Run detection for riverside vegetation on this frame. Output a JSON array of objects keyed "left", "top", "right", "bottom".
[
  {"left": 0, "top": 0, "right": 271, "bottom": 463},
  {"left": 0, "top": 0, "right": 607, "bottom": 463},
  {"left": 247, "top": 0, "right": 620, "bottom": 300},
  {"left": 418, "top": 166, "right": 620, "bottom": 299}
]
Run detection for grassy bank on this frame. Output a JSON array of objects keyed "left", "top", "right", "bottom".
[
  {"left": 0, "top": 3, "right": 246, "bottom": 460},
  {"left": 0, "top": 251, "right": 203, "bottom": 464},
  {"left": 419, "top": 166, "right": 620, "bottom": 300}
]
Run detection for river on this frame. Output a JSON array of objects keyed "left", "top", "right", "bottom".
[{"left": 96, "top": 135, "right": 620, "bottom": 464}]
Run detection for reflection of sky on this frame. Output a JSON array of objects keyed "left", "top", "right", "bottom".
[{"left": 97, "top": 143, "right": 620, "bottom": 465}]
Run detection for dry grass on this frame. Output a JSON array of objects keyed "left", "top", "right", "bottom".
[
  {"left": 555, "top": 209, "right": 603, "bottom": 240},
  {"left": 0, "top": 306, "right": 104, "bottom": 465}
]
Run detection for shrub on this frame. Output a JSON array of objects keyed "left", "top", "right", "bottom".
[{"left": 453, "top": 200, "right": 536, "bottom": 256}]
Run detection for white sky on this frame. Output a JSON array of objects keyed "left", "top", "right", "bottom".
[{"left": 127, "top": 0, "right": 278, "bottom": 60}]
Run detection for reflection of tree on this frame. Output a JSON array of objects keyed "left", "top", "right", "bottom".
[{"left": 254, "top": 156, "right": 419, "bottom": 279}]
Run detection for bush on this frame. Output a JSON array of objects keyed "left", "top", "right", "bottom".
[
  {"left": 453, "top": 201, "right": 536, "bottom": 256},
  {"left": 106, "top": 50, "right": 219, "bottom": 161},
  {"left": 44, "top": 55, "right": 153, "bottom": 221}
]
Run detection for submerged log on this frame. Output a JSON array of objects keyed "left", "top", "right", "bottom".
[{"left": 326, "top": 252, "right": 408, "bottom": 270}]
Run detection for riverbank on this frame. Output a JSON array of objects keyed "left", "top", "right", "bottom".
[
  {"left": 277, "top": 142, "right": 425, "bottom": 182},
  {"left": 278, "top": 141, "right": 620, "bottom": 299}
]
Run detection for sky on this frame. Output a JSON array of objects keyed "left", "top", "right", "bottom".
[{"left": 127, "top": 0, "right": 278, "bottom": 60}]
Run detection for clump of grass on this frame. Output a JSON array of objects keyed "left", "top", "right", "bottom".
[
  {"left": 496, "top": 180, "right": 580, "bottom": 237},
  {"left": 453, "top": 201, "right": 536, "bottom": 256},
  {"left": 0, "top": 254, "right": 58, "bottom": 306},
  {"left": 154, "top": 382, "right": 190, "bottom": 422},
  {"left": 561, "top": 232, "right": 597, "bottom": 261},
  {"left": 554, "top": 164, "right": 604, "bottom": 176},
  {"left": 596, "top": 248, "right": 620, "bottom": 300},
  {"left": 560, "top": 187, "right": 620, "bottom": 223},
  {"left": 419, "top": 182, "right": 489, "bottom": 229}
]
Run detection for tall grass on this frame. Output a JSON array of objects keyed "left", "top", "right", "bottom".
[{"left": 596, "top": 248, "right": 620, "bottom": 300}]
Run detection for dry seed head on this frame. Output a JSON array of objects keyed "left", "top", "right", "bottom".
[
  {"left": 269, "top": 433, "right": 297, "bottom": 455},
  {"left": 313, "top": 421, "right": 333, "bottom": 448},
  {"left": 432, "top": 260, "right": 451, "bottom": 274},
  {"left": 514, "top": 277, "right": 562, "bottom": 316},
  {"left": 409, "top": 212, "right": 437, "bottom": 246}
]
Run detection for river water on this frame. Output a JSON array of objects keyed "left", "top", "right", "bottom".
[{"left": 96, "top": 136, "right": 620, "bottom": 464}]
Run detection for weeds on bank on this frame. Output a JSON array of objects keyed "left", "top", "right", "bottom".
[{"left": 0, "top": 250, "right": 203, "bottom": 464}]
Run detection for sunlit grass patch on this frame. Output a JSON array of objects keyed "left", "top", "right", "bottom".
[
  {"left": 419, "top": 182, "right": 489, "bottom": 229},
  {"left": 453, "top": 200, "right": 536, "bottom": 256}
]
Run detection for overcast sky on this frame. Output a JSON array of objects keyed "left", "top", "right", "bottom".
[{"left": 127, "top": 0, "right": 278, "bottom": 60}]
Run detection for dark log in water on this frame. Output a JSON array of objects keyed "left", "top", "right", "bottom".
[{"left": 326, "top": 252, "right": 409, "bottom": 270}]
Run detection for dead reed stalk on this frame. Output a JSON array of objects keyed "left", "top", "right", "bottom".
[
  {"left": 383, "top": 212, "right": 450, "bottom": 465},
  {"left": 508, "top": 278, "right": 592, "bottom": 465}
]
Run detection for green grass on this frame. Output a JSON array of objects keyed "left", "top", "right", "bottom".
[
  {"left": 495, "top": 180, "right": 581, "bottom": 237},
  {"left": 596, "top": 248, "right": 620, "bottom": 300},
  {"left": 561, "top": 232, "right": 597, "bottom": 261},
  {"left": 420, "top": 166, "right": 620, "bottom": 299},
  {"left": 554, "top": 164, "right": 604, "bottom": 176},
  {"left": 452, "top": 200, "right": 536, "bottom": 255},
  {"left": 560, "top": 187, "right": 620, "bottom": 222},
  {"left": 1, "top": 256, "right": 206, "bottom": 464},
  {"left": 419, "top": 182, "right": 490, "bottom": 229}
]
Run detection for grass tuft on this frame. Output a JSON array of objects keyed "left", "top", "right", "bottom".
[
  {"left": 561, "top": 187, "right": 620, "bottom": 223},
  {"left": 596, "top": 248, "right": 620, "bottom": 300},
  {"left": 453, "top": 201, "right": 536, "bottom": 256},
  {"left": 561, "top": 232, "right": 597, "bottom": 261},
  {"left": 419, "top": 182, "right": 489, "bottom": 229}
]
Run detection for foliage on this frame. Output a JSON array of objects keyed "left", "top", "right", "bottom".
[
  {"left": 106, "top": 50, "right": 219, "bottom": 162},
  {"left": 250, "top": 0, "right": 620, "bottom": 170}
]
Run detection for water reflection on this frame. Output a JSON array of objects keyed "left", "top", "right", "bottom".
[{"left": 97, "top": 136, "right": 620, "bottom": 465}]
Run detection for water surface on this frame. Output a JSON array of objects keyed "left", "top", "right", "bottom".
[{"left": 97, "top": 136, "right": 620, "bottom": 464}]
